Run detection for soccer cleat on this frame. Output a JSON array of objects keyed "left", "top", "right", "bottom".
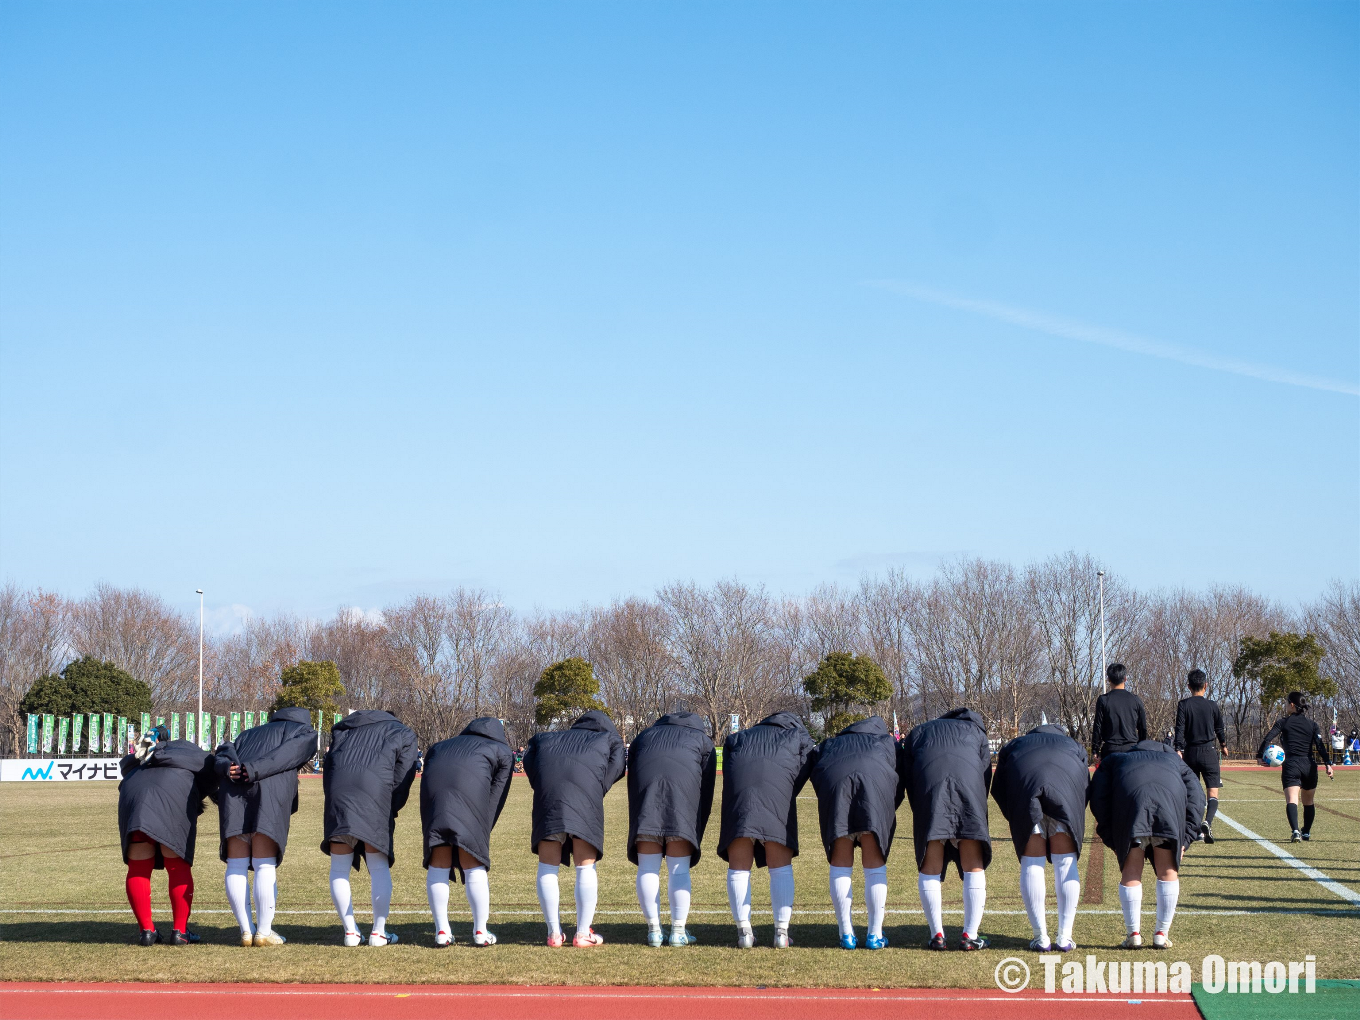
[
  {"left": 240, "top": 931, "right": 255, "bottom": 947},
  {"left": 1029, "top": 938, "right": 1053, "bottom": 952},
  {"left": 925, "top": 933, "right": 948, "bottom": 951},
  {"left": 865, "top": 933, "right": 888, "bottom": 950},
  {"left": 1291, "top": 829, "right": 1302, "bottom": 843},
  {"left": 646, "top": 927, "right": 664, "bottom": 947},
  {"left": 433, "top": 930, "right": 453, "bottom": 947},
  {"left": 169, "top": 929, "right": 199, "bottom": 946},
  {"left": 772, "top": 927, "right": 792, "bottom": 949},
  {"left": 668, "top": 926, "right": 696, "bottom": 947},
  {"left": 472, "top": 930, "right": 497, "bottom": 947},
  {"left": 572, "top": 928, "right": 604, "bottom": 947},
  {"left": 1121, "top": 932, "right": 1143, "bottom": 949},
  {"left": 545, "top": 931, "right": 566, "bottom": 947},
  {"left": 253, "top": 931, "right": 286, "bottom": 946},
  {"left": 138, "top": 928, "right": 162, "bottom": 947},
  {"left": 839, "top": 932, "right": 858, "bottom": 950},
  {"left": 368, "top": 931, "right": 398, "bottom": 947},
  {"left": 1055, "top": 940, "right": 1077, "bottom": 952},
  {"left": 1302, "top": 832, "right": 1312, "bottom": 841},
  {"left": 958, "top": 935, "right": 989, "bottom": 951},
  {"left": 342, "top": 931, "right": 362, "bottom": 947},
  {"left": 1152, "top": 932, "right": 1173, "bottom": 949},
  {"left": 735, "top": 924, "right": 755, "bottom": 949},
  {"left": 1202, "top": 824, "right": 1215, "bottom": 845}
]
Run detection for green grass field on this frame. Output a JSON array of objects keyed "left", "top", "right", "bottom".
[{"left": 2, "top": 768, "right": 1357, "bottom": 987}]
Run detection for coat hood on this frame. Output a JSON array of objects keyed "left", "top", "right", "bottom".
[
  {"left": 461, "top": 716, "right": 509, "bottom": 745},
  {"left": 939, "top": 707, "right": 987, "bottom": 732},
  {"left": 1028, "top": 723, "right": 1070, "bottom": 738},
  {"left": 270, "top": 707, "right": 315, "bottom": 727},
  {"left": 331, "top": 709, "right": 398, "bottom": 732},
  {"left": 757, "top": 711, "right": 809, "bottom": 733},
  {"left": 1134, "top": 739, "right": 1173, "bottom": 754},
  {"left": 835, "top": 715, "right": 890, "bottom": 737},
  {"left": 570, "top": 709, "right": 619, "bottom": 736},
  {"left": 654, "top": 711, "right": 710, "bottom": 734}
]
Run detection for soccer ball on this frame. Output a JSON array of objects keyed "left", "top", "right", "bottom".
[{"left": 1263, "top": 744, "right": 1286, "bottom": 766}]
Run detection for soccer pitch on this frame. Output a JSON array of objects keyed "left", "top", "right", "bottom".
[{"left": 2, "top": 770, "right": 1357, "bottom": 986}]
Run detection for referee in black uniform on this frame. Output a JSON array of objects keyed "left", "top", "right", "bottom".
[
  {"left": 1173, "top": 669, "right": 1226, "bottom": 843},
  {"left": 1091, "top": 663, "right": 1148, "bottom": 762}
]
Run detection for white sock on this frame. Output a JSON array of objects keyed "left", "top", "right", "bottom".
[
  {"left": 636, "top": 853, "right": 662, "bottom": 929},
  {"left": 962, "top": 870, "right": 986, "bottom": 939},
  {"left": 329, "top": 852, "right": 358, "bottom": 934},
  {"left": 1020, "top": 856, "right": 1049, "bottom": 944},
  {"left": 864, "top": 864, "right": 887, "bottom": 938},
  {"left": 367, "top": 854, "right": 392, "bottom": 937},
  {"left": 426, "top": 866, "right": 451, "bottom": 935},
  {"left": 1052, "top": 852, "right": 1080, "bottom": 946},
  {"left": 574, "top": 863, "right": 598, "bottom": 934},
  {"left": 666, "top": 855, "right": 692, "bottom": 928},
  {"left": 769, "top": 864, "right": 794, "bottom": 930},
  {"left": 536, "top": 863, "right": 561, "bottom": 936},
  {"left": 829, "top": 865, "right": 854, "bottom": 936},
  {"left": 225, "top": 857, "right": 253, "bottom": 936},
  {"left": 1119, "top": 883, "right": 1143, "bottom": 935},
  {"left": 726, "top": 868, "right": 751, "bottom": 925},
  {"left": 917, "top": 872, "right": 944, "bottom": 938},
  {"left": 1155, "top": 879, "right": 1179, "bottom": 936},
  {"left": 464, "top": 865, "right": 491, "bottom": 934},
  {"left": 251, "top": 857, "right": 277, "bottom": 935}
]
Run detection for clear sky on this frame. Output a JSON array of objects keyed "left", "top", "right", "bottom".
[{"left": 2, "top": 2, "right": 1356, "bottom": 629}]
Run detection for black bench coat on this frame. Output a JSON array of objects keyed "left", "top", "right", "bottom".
[
  {"left": 523, "top": 710, "right": 626, "bottom": 865},
  {"left": 625, "top": 711, "right": 717, "bottom": 866},
  {"left": 214, "top": 707, "right": 318, "bottom": 865},
  {"left": 809, "top": 715, "right": 903, "bottom": 862},
  {"left": 118, "top": 740, "right": 218, "bottom": 867},
  {"left": 898, "top": 707, "right": 993, "bottom": 878},
  {"left": 419, "top": 716, "right": 515, "bottom": 878},
  {"left": 990, "top": 723, "right": 1089, "bottom": 861},
  {"left": 716, "top": 711, "right": 815, "bottom": 867},
  {"left": 320, "top": 710, "right": 419, "bottom": 870},
  {"left": 1088, "top": 739, "right": 1206, "bottom": 870}
]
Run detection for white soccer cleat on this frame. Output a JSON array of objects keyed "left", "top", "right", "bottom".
[
  {"left": 342, "top": 931, "right": 362, "bottom": 947},
  {"left": 735, "top": 923, "right": 755, "bottom": 949},
  {"left": 433, "top": 930, "right": 453, "bottom": 947},
  {"left": 1152, "top": 931, "right": 1173, "bottom": 949},
  {"left": 1029, "top": 938, "right": 1053, "bottom": 952},
  {"left": 1120, "top": 932, "right": 1143, "bottom": 949},
  {"left": 368, "top": 931, "right": 399, "bottom": 947},
  {"left": 773, "top": 927, "right": 792, "bottom": 949},
  {"left": 473, "top": 930, "right": 497, "bottom": 946}
]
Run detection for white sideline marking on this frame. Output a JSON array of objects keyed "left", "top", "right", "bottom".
[
  {"left": 1214, "top": 810, "right": 1360, "bottom": 906},
  {"left": 5, "top": 988, "right": 1189, "bottom": 1002},
  {"left": 4, "top": 905, "right": 1355, "bottom": 917}
]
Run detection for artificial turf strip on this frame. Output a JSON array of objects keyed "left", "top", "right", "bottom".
[
  {"left": 0, "top": 771, "right": 1356, "bottom": 986},
  {"left": 1191, "top": 980, "right": 1360, "bottom": 1020}
]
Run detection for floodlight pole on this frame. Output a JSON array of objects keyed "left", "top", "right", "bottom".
[
  {"left": 196, "top": 590, "right": 204, "bottom": 742},
  {"left": 1097, "top": 571, "right": 1107, "bottom": 687}
]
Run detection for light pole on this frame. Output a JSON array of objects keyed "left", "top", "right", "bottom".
[
  {"left": 1093, "top": 571, "right": 1104, "bottom": 690},
  {"left": 196, "top": 590, "right": 204, "bottom": 746}
]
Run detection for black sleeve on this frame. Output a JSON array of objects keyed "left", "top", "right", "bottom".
[
  {"left": 603, "top": 732, "right": 627, "bottom": 791},
  {"left": 118, "top": 753, "right": 138, "bottom": 778},
  {"left": 489, "top": 747, "right": 513, "bottom": 828},
  {"left": 246, "top": 729, "right": 317, "bottom": 783},
  {"left": 1090, "top": 698, "right": 1106, "bottom": 756},
  {"left": 1173, "top": 702, "right": 1187, "bottom": 751},
  {"left": 1180, "top": 761, "right": 1205, "bottom": 845},
  {"left": 1314, "top": 725, "right": 1331, "bottom": 766},
  {"left": 1087, "top": 761, "right": 1110, "bottom": 836},
  {"left": 1213, "top": 702, "right": 1226, "bottom": 747},
  {"left": 390, "top": 730, "right": 419, "bottom": 816},
  {"left": 791, "top": 731, "right": 815, "bottom": 796},
  {"left": 1256, "top": 718, "right": 1284, "bottom": 760},
  {"left": 1136, "top": 698, "right": 1148, "bottom": 742},
  {"left": 697, "top": 742, "right": 717, "bottom": 831}
]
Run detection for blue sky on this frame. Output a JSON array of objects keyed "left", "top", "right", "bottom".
[{"left": 2, "top": 2, "right": 1356, "bottom": 627}]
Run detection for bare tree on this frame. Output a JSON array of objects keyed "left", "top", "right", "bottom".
[
  {"left": 71, "top": 584, "right": 197, "bottom": 701},
  {"left": 1309, "top": 579, "right": 1360, "bottom": 727},
  {"left": 0, "top": 585, "right": 72, "bottom": 754},
  {"left": 447, "top": 588, "right": 513, "bottom": 721},
  {"left": 859, "top": 570, "right": 921, "bottom": 729},
  {"left": 587, "top": 598, "right": 677, "bottom": 740}
]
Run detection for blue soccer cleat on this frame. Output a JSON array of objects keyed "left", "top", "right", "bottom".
[
  {"left": 865, "top": 933, "right": 888, "bottom": 950},
  {"left": 839, "top": 932, "right": 858, "bottom": 950}
]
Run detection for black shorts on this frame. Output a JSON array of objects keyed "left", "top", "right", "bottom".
[
  {"left": 1183, "top": 744, "right": 1221, "bottom": 788},
  {"left": 1281, "top": 760, "right": 1319, "bottom": 791}
]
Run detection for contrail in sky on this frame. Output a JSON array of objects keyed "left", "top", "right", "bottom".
[{"left": 869, "top": 281, "right": 1360, "bottom": 397}]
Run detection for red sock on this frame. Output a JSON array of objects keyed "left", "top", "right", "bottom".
[
  {"left": 164, "top": 856, "right": 194, "bottom": 933},
  {"left": 125, "top": 857, "right": 155, "bottom": 929}
]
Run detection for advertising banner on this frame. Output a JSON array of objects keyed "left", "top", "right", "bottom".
[
  {"left": 2, "top": 758, "right": 123, "bottom": 781},
  {"left": 57, "top": 717, "right": 69, "bottom": 755},
  {"left": 116, "top": 717, "right": 127, "bottom": 754},
  {"left": 243, "top": 711, "right": 255, "bottom": 731},
  {"left": 88, "top": 714, "right": 100, "bottom": 755},
  {"left": 141, "top": 713, "right": 152, "bottom": 738},
  {"left": 200, "top": 712, "right": 212, "bottom": 750},
  {"left": 170, "top": 713, "right": 180, "bottom": 740},
  {"left": 230, "top": 712, "right": 241, "bottom": 741},
  {"left": 102, "top": 713, "right": 114, "bottom": 753},
  {"left": 26, "top": 715, "right": 38, "bottom": 754},
  {"left": 41, "top": 715, "right": 54, "bottom": 754},
  {"left": 72, "top": 713, "right": 84, "bottom": 754},
  {"left": 215, "top": 715, "right": 225, "bottom": 748}
]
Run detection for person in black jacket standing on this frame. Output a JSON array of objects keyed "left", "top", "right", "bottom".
[
  {"left": 420, "top": 717, "right": 514, "bottom": 947},
  {"left": 321, "top": 710, "right": 419, "bottom": 947},
  {"left": 1173, "top": 670, "right": 1227, "bottom": 844},
  {"left": 215, "top": 707, "right": 317, "bottom": 946},
  {"left": 717, "top": 711, "right": 815, "bottom": 949},
  {"left": 991, "top": 724, "right": 1088, "bottom": 952},
  {"left": 626, "top": 712, "right": 716, "bottom": 947},
  {"left": 1257, "top": 692, "right": 1334, "bottom": 842},
  {"left": 1089, "top": 739, "right": 1203, "bottom": 949},
  {"left": 810, "top": 716, "right": 901, "bottom": 950},
  {"left": 118, "top": 726, "right": 218, "bottom": 946},
  {"left": 899, "top": 707, "right": 993, "bottom": 951},
  {"left": 1091, "top": 663, "right": 1148, "bottom": 762},
  {"left": 523, "top": 709, "right": 626, "bottom": 947}
]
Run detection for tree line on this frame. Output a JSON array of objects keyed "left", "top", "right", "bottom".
[{"left": 2, "top": 552, "right": 1357, "bottom": 756}]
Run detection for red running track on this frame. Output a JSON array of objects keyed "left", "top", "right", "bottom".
[{"left": 0, "top": 983, "right": 1200, "bottom": 1020}]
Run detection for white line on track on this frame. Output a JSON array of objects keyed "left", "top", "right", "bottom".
[
  {"left": 4, "top": 906, "right": 1354, "bottom": 917},
  {"left": 1214, "top": 810, "right": 1360, "bottom": 906}
]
